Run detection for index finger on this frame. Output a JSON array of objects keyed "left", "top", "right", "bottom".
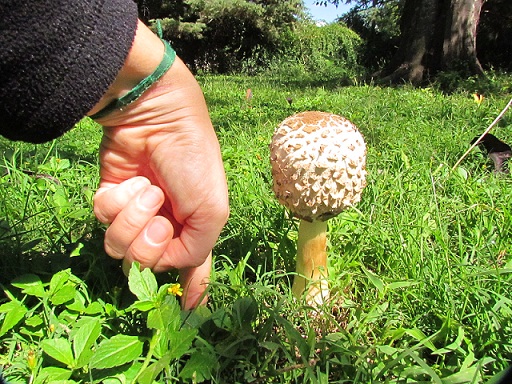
[{"left": 93, "top": 176, "right": 151, "bottom": 224}]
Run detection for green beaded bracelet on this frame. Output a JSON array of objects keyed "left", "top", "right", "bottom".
[{"left": 90, "top": 39, "right": 176, "bottom": 120}]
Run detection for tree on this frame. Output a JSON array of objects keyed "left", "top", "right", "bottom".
[
  {"left": 324, "top": 0, "right": 486, "bottom": 84},
  {"left": 341, "top": 1, "right": 402, "bottom": 72},
  {"left": 382, "top": 0, "right": 484, "bottom": 84},
  {"left": 477, "top": 0, "right": 512, "bottom": 70},
  {"left": 136, "top": 0, "right": 305, "bottom": 73}
]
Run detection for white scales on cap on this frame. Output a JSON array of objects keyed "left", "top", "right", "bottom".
[{"left": 270, "top": 111, "right": 367, "bottom": 305}]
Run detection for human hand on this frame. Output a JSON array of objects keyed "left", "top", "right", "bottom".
[{"left": 90, "top": 21, "right": 229, "bottom": 308}]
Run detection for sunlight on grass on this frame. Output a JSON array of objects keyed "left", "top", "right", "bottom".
[{"left": 0, "top": 74, "right": 511, "bottom": 382}]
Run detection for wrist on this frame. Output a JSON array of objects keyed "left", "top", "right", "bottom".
[{"left": 87, "top": 20, "right": 167, "bottom": 117}]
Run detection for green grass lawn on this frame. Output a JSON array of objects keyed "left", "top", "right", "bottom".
[{"left": 0, "top": 73, "right": 511, "bottom": 383}]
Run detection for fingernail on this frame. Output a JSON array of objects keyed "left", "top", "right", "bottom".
[
  {"left": 139, "top": 187, "right": 162, "bottom": 209},
  {"left": 146, "top": 219, "right": 169, "bottom": 244}
]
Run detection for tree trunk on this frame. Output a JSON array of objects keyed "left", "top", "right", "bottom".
[
  {"left": 442, "top": 0, "right": 484, "bottom": 73},
  {"left": 379, "top": 0, "right": 484, "bottom": 84}
]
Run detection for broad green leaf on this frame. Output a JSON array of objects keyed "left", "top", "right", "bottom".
[
  {"left": 147, "top": 309, "right": 165, "bottom": 332},
  {"left": 65, "top": 299, "right": 86, "bottom": 313},
  {"left": 211, "top": 307, "right": 232, "bottom": 331},
  {"left": 168, "top": 329, "right": 197, "bottom": 359},
  {"left": 38, "top": 157, "right": 70, "bottom": 172},
  {"left": 137, "top": 352, "right": 173, "bottom": 384},
  {"left": 129, "top": 300, "right": 155, "bottom": 312},
  {"left": 11, "top": 274, "right": 46, "bottom": 298},
  {"left": 128, "top": 262, "right": 158, "bottom": 302},
  {"left": 25, "top": 314, "right": 44, "bottom": 328},
  {"left": 49, "top": 270, "right": 77, "bottom": 305},
  {"left": 102, "top": 362, "right": 143, "bottom": 384},
  {"left": 156, "top": 283, "right": 173, "bottom": 302},
  {"left": 69, "top": 242, "right": 84, "bottom": 257},
  {"left": 32, "top": 367, "right": 72, "bottom": 384},
  {"left": 56, "top": 157, "right": 71, "bottom": 170},
  {"left": 154, "top": 327, "right": 170, "bottom": 358},
  {"left": 180, "top": 350, "right": 218, "bottom": 382},
  {"left": 387, "top": 327, "right": 407, "bottom": 341},
  {"left": 0, "top": 300, "right": 28, "bottom": 336},
  {"left": 89, "top": 334, "right": 143, "bottom": 369},
  {"left": 84, "top": 301, "right": 104, "bottom": 315},
  {"left": 53, "top": 187, "right": 71, "bottom": 213},
  {"left": 41, "top": 338, "right": 75, "bottom": 367},
  {"left": 147, "top": 296, "right": 180, "bottom": 331},
  {"left": 233, "top": 296, "right": 258, "bottom": 331},
  {"left": 51, "top": 284, "right": 76, "bottom": 306},
  {"left": 181, "top": 305, "right": 211, "bottom": 329},
  {"left": 72, "top": 317, "right": 101, "bottom": 367}
]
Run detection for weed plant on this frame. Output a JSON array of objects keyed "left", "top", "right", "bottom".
[{"left": 0, "top": 72, "right": 511, "bottom": 383}]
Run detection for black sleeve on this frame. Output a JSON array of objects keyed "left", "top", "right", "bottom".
[{"left": 0, "top": 0, "right": 138, "bottom": 143}]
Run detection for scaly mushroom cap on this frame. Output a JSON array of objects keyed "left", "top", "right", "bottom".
[{"left": 270, "top": 111, "right": 367, "bottom": 222}]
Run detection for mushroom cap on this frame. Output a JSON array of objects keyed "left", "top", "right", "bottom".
[{"left": 270, "top": 111, "right": 367, "bottom": 222}]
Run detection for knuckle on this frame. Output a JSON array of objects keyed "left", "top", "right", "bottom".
[
  {"left": 93, "top": 194, "right": 110, "bottom": 224},
  {"left": 123, "top": 211, "right": 143, "bottom": 229},
  {"left": 213, "top": 201, "right": 230, "bottom": 225},
  {"left": 93, "top": 204, "right": 110, "bottom": 224},
  {"left": 104, "top": 239, "right": 124, "bottom": 260}
]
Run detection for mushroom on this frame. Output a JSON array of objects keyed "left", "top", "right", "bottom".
[{"left": 270, "top": 111, "right": 367, "bottom": 305}]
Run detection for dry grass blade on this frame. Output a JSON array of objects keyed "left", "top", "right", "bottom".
[{"left": 451, "top": 97, "right": 512, "bottom": 171}]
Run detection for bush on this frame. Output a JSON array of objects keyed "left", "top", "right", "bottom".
[
  {"left": 266, "top": 22, "right": 363, "bottom": 82},
  {"left": 141, "top": 0, "right": 305, "bottom": 74},
  {"left": 434, "top": 69, "right": 512, "bottom": 95}
]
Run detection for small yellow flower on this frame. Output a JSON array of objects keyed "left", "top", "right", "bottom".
[
  {"left": 49, "top": 324, "right": 55, "bottom": 332},
  {"left": 473, "top": 93, "right": 484, "bottom": 104},
  {"left": 27, "top": 350, "right": 37, "bottom": 370},
  {"left": 168, "top": 283, "right": 183, "bottom": 297}
]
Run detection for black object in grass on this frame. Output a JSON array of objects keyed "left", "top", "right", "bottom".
[
  {"left": 489, "top": 366, "right": 512, "bottom": 384},
  {"left": 0, "top": 372, "right": 8, "bottom": 384},
  {"left": 471, "top": 133, "right": 512, "bottom": 173}
]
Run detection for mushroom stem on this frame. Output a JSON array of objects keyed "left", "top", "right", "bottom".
[{"left": 292, "top": 219, "right": 329, "bottom": 304}]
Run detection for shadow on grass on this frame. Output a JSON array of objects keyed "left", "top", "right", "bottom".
[{"left": 0, "top": 228, "right": 128, "bottom": 302}]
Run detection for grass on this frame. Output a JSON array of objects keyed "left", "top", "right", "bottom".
[{"left": 0, "top": 72, "right": 511, "bottom": 383}]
